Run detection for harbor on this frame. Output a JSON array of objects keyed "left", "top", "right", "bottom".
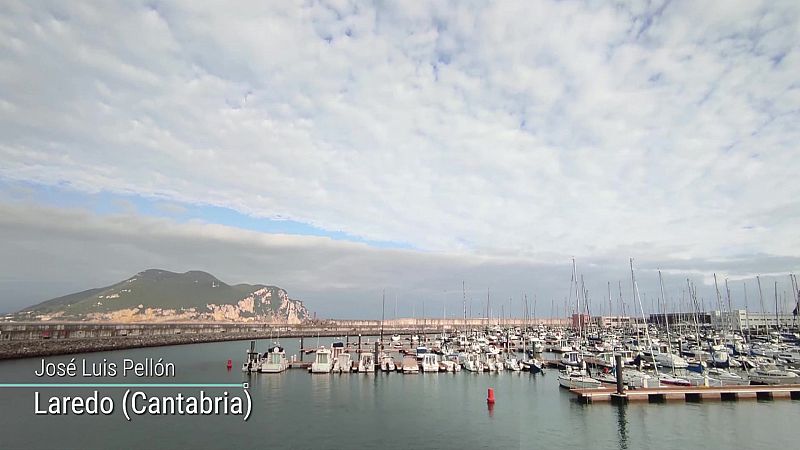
[{"left": 2, "top": 334, "right": 797, "bottom": 450}]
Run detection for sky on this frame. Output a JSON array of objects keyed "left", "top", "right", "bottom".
[{"left": 1, "top": 1, "right": 799, "bottom": 318}]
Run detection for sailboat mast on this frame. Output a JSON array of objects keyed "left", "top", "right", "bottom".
[
  {"left": 462, "top": 281, "right": 467, "bottom": 333},
  {"left": 775, "top": 281, "right": 780, "bottom": 331},
  {"left": 380, "top": 289, "right": 385, "bottom": 348},
  {"left": 632, "top": 258, "right": 660, "bottom": 379},
  {"left": 757, "top": 276, "right": 766, "bottom": 334}
]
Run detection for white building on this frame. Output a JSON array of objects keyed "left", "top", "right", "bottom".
[{"left": 710, "top": 309, "right": 797, "bottom": 330}]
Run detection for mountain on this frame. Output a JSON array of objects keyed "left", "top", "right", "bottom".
[{"left": 17, "top": 269, "right": 311, "bottom": 323}]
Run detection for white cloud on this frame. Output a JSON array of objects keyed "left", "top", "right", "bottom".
[
  {"left": 0, "top": 202, "right": 797, "bottom": 317},
  {"left": 0, "top": 1, "right": 799, "bottom": 302}
]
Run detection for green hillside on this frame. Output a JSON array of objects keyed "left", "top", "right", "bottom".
[{"left": 18, "top": 269, "right": 309, "bottom": 321}]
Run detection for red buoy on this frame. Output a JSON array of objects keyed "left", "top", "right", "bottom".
[
  {"left": 226, "top": 359, "right": 233, "bottom": 369},
  {"left": 487, "top": 388, "right": 495, "bottom": 404}
]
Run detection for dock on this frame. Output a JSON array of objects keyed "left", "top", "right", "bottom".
[{"left": 571, "top": 384, "right": 800, "bottom": 404}]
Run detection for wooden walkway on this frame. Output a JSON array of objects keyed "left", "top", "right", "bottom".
[{"left": 571, "top": 384, "right": 800, "bottom": 404}]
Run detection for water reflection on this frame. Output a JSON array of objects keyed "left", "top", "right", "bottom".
[{"left": 615, "top": 404, "right": 628, "bottom": 450}]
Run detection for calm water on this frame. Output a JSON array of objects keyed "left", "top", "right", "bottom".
[{"left": 0, "top": 338, "right": 797, "bottom": 449}]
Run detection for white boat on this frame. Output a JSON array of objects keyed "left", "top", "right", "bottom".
[
  {"left": 259, "top": 346, "right": 288, "bottom": 373},
  {"left": 658, "top": 373, "right": 691, "bottom": 386},
  {"left": 401, "top": 355, "right": 419, "bottom": 374},
  {"left": 749, "top": 365, "right": 800, "bottom": 385},
  {"left": 558, "top": 368, "right": 602, "bottom": 389},
  {"left": 391, "top": 334, "right": 401, "bottom": 342},
  {"left": 776, "top": 348, "right": 800, "bottom": 364},
  {"left": 358, "top": 352, "right": 375, "bottom": 373},
  {"left": 654, "top": 352, "right": 689, "bottom": 369},
  {"left": 310, "top": 347, "right": 333, "bottom": 373},
  {"left": 334, "top": 352, "right": 352, "bottom": 373},
  {"left": 421, "top": 353, "right": 439, "bottom": 372},
  {"left": 461, "top": 352, "right": 483, "bottom": 372},
  {"left": 379, "top": 353, "right": 396, "bottom": 372},
  {"left": 504, "top": 356, "right": 522, "bottom": 371},
  {"left": 706, "top": 368, "right": 748, "bottom": 385},
  {"left": 623, "top": 369, "right": 656, "bottom": 388},
  {"left": 242, "top": 342, "right": 261, "bottom": 373},
  {"left": 439, "top": 360, "right": 457, "bottom": 372},
  {"left": 561, "top": 351, "right": 583, "bottom": 368}
]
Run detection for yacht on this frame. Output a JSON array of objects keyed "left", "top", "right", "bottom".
[
  {"left": 521, "top": 358, "right": 543, "bottom": 374},
  {"left": 310, "top": 347, "right": 333, "bottom": 373},
  {"left": 654, "top": 352, "right": 689, "bottom": 369},
  {"left": 621, "top": 369, "right": 657, "bottom": 388},
  {"left": 461, "top": 352, "right": 483, "bottom": 372},
  {"left": 401, "top": 354, "right": 419, "bottom": 374},
  {"left": 707, "top": 368, "right": 748, "bottom": 385},
  {"left": 421, "top": 353, "right": 440, "bottom": 372},
  {"left": 561, "top": 351, "right": 583, "bottom": 368},
  {"left": 259, "top": 345, "right": 288, "bottom": 373},
  {"left": 558, "top": 367, "right": 602, "bottom": 389},
  {"left": 379, "top": 352, "right": 396, "bottom": 372},
  {"left": 504, "top": 356, "right": 522, "bottom": 371},
  {"left": 358, "top": 352, "right": 375, "bottom": 373},
  {"left": 334, "top": 352, "right": 352, "bottom": 373},
  {"left": 749, "top": 364, "right": 800, "bottom": 385},
  {"left": 658, "top": 373, "right": 691, "bottom": 386}
]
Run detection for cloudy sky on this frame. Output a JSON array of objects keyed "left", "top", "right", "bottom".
[{"left": 1, "top": 1, "right": 799, "bottom": 318}]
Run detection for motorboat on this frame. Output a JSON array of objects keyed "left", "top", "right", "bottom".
[
  {"left": 379, "top": 352, "right": 396, "bottom": 372},
  {"left": 421, "top": 353, "right": 440, "bottom": 372},
  {"left": 561, "top": 351, "right": 583, "bottom": 368},
  {"left": 259, "top": 345, "right": 288, "bottom": 373},
  {"left": 504, "top": 356, "right": 522, "bottom": 371},
  {"left": 461, "top": 352, "right": 483, "bottom": 372},
  {"left": 358, "top": 352, "right": 375, "bottom": 373},
  {"left": 401, "top": 355, "right": 419, "bottom": 374},
  {"left": 521, "top": 358, "right": 543, "bottom": 374},
  {"left": 334, "top": 352, "right": 352, "bottom": 373},
  {"left": 310, "top": 347, "right": 333, "bottom": 373}
]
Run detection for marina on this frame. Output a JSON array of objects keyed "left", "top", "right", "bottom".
[{"left": 1, "top": 335, "right": 797, "bottom": 450}]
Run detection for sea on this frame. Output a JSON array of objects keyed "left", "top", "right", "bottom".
[{"left": 0, "top": 337, "right": 796, "bottom": 449}]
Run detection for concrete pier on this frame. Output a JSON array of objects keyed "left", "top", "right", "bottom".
[{"left": 571, "top": 385, "right": 800, "bottom": 404}]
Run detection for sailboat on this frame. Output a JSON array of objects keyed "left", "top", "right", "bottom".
[{"left": 558, "top": 365, "right": 602, "bottom": 389}]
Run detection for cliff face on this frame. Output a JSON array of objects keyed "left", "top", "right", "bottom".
[{"left": 18, "top": 269, "right": 312, "bottom": 323}]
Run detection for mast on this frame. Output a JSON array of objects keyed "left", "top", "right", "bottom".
[
  {"left": 658, "top": 270, "right": 675, "bottom": 375},
  {"left": 632, "top": 258, "right": 660, "bottom": 380},
  {"left": 380, "top": 289, "right": 385, "bottom": 349},
  {"left": 629, "top": 261, "right": 640, "bottom": 343},
  {"left": 713, "top": 273, "right": 723, "bottom": 331},
  {"left": 774, "top": 281, "right": 780, "bottom": 331},
  {"left": 725, "top": 279, "right": 733, "bottom": 334},
  {"left": 757, "top": 276, "right": 766, "bottom": 334},
  {"left": 462, "top": 281, "right": 467, "bottom": 334},
  {"left": 572, "top": 258, "right": 580, "bottom": 344},
  {"left": 743, "top": 282, "right": 750, "bottom": 341},
  {"left": 486, "top": 288, "right": 490, "bottom": 327}
]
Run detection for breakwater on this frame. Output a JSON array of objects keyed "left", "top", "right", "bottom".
[{"left": 0, "top": 319, "right": 567, "bottom": 359}]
